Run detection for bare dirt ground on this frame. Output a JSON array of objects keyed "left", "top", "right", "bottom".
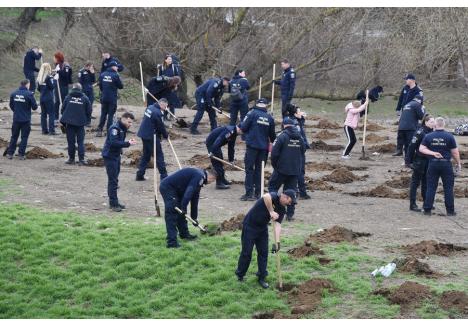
[{"left": 1, "top": 102, "right": 467, "bottom": 296}]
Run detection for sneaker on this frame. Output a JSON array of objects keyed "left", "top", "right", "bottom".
[
  {"left": 447, "top": 211, "right": 457, "bottom": 217},
  {"left": 190, "top": 129, "right": 201, "bottom": 135},
  {"left": 65, "top": 159, "right": 75, "bottom": 165},
  {"left": 180, "top": 234, "right": 198, "bottom": 241},
  {"left": 110, "top": 205, "right": 122, "bottom": 212},
  {"left": 392, "top": 151, "right": 403, "bottom": 157},
  {"left": 216, "top": 183, "right": 230, "bottom": 190},
  {"left": 78, "top": 160, "right": 88, "bottom": 166},
  {"left": 258, "top": 279, "right": 269, "bottom": 289},
  {"left": 299, "top": 192, "right": 311, "bottom": 200},
  {"left": 136, "top": 175, "right": 148, "bottom": 181},
  {"left": 18, "top": 155, "right": 25, "bottom": 160},
  {"left": 42, "top": 131, "right": 49, "bottom": 135},
  {"left": 341, "top": 155, "right": 351, "bottom": 160},
  {"left": 240, "top": 194, "right": 256, "bottom": 201}
]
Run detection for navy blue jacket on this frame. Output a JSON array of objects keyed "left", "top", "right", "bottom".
[
  {"left": 206, "top": 125, "right": 237, "bottom": 162},
  {"left": 158, "top": 64, "right": 179, "bottom": 77},
  {"left": 243, "top": 192, "right": 286, "bottom": 230},
  {"left": 23, "top": 49, "right": 42, "bottom": 74},
  {"left": 396, "top": 84, "right": 423, "bottom": 112},
  {"left": 421, "top": 130, "right": 457, "bottom": 161},
  {"left": 56, "top": 63, "right": 73, "bottom": 88},
  {"left": 229, "top": 75, "right": 250, "bottom": 103},
  {"left": 289, "top": 115, "right": 310, "bottom": 149},
  {"left": 398, "top": 100, "right": 425, "bottom": 131},
  {"left": 274, "top": 67, "right": 296, "bottom": 99},
  {"left": 78, "top": 68, "right": 96, "bottom": 92},
  {"left": 137, "top": 104, "right": 168, "bottom": 140},
  {"left": 147, "top": 76, "right": 171, "bottom": 101},
  {"left": 9, "top": 86, "right": 38, "bottom": 122},
  {"left": 271, "top": 127, "right": 305, "bottom": 176},
  {"left": 99, "top": 68, "right": 123, "bottom": 103},
  {"left": 60, "top": 88, "right": 92, "bottom": 127},
  {"left": 160, "top": 167, "right": 207, "bottom": 219},
  {"left": 406, "top": 125, "right": 432, "bottom": 165},
  {"left": 195, "top": 78, "right": 224, "bottom": 108},
  {"left": 240, "top": 106, "right": 276, "bottom": 150},
  {"left": 38, "top": 76, "right": 55, "bottom": 103},
  {"left": 102, "top": 120, "right": 130, "bottom": 159},
  {"left": 101, "top": 57, "right": 124, "bottom": 73}
]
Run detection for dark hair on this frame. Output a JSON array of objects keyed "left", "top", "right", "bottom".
[
  {"left": 234, "top": 69, "right": 244, "bottom": 76},
  {"left": 121, "top": 112, "right": 135, "bottom": 120},
  {"left": 84, "top": 61, "right": 93, "bottom": 68},
  {"left": 422, "top": 113, "right": 433, "bottom": 126},
  {"left": 163, "top": 54, "right": 172, "bottom": 69},
  {"left": 280, "top": 58, "right": 289, "bottom": 64},
  {"left": 21, "top": 79, "right": 30, "bottom": 86},
  {"left": 222, "top": 77, "right": 230, "bottom": 82}
]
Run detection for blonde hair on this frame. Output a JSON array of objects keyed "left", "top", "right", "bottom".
[
  {"left": 352, "top": 100, "right": 361, "bottom": 108},
  {"left": 37, "top": 63, "right": 52, "bottom": 85}
]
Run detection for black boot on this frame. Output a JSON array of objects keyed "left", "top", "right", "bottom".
[
  {"left": 258, "top": 278, "right": 269, "bottom": 289},
  {"left": 216, "top": 181, "right": 230, "bottom": 190},
  {"left": 180, "top": 234, "right": 198, "bottom": 241},
  {"left": 222, "top": 177, "right": 232, "bottom": 185},
  {"left": 392, "top": 150, "right": 403, "bottom": 157},
  {"left": 410, "top": 203, "right": 421, "bottom": 212},
  {"left": 65, "top": 159, "right": 75, "bottom": 165}
]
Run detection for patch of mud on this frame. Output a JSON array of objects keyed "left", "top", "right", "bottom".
[
  {"left": 252, "top": 311, "right": 291, "bottom": 319},
  {"left": 361, "top": 133, "right": 389, "bottom": 143},
  {"left": 288, "top": 243, "right": 324, "bottom": 258},
  {"left": 318, "top": 257, "right": 333, "bottom": 265},
  {"left": 439, "top": 291, "right": 468, "bottom": 314},
  {"left": 374, "top": 281, "right": 432, "bottom": 310},
  {"left": 87, "top": 158, "right": 105, "bottom": 167},
  {"left": 358, "top": 121, "right": 386, "bottom": 131},
  {"left": 453, "top": 186, "right": 468, "bottom": 198},
  {"left": 321, "top": 167, "right": 367, "bottom": 184},
  {"left": 310, "top": 140, "right": 343, "bottom": 151},
  {"left": 385, "top": 175, "right": 411, "bottom": 189},
  {"left": 306, "top": 225, "right": 371, "bottom": 244},
  {"left": 402, "top": 240, "right": 467, "bottom": 258},
  {"left": 393, "top": 257, "right": 441, "bottom": 278},
  {"left": 219, "top": 214, "right": 245, "bottom": 232},
  {"left": 25, "top": 147, "right": 63, "bottom": 159},
  {"left": 315, "top": 130, "right": 339, "bottom": 140},
  {"left": 303, "top": 177, "right": 336, "bottom": 191},
  {"left": 0, "top": 137, "right": 8, "bottom": 147},
  {"left": 350, "top": 185, "right": 407, "bottom": 199},
  {"left": 125, "top": 149, "right": 153, "bottom": 168},
  {"left": 305, "top": 161, "right": 368, "bottom": 172},
  {"left": 369, "top": 143, "right": 396, "bottom": 153},
  {"left": 287, "top": 278, "right": 335, "bottom": 315},
  {"left": 316, "top": 119, "right": 341, "bottom": 129},
  {"left": 84, "top": 143, "right": 101, "bottom": 152},
  {"left": 168, "top": 130, "right": 187, "bottom": 139}
]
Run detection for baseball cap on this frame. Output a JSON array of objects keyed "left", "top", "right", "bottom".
[
  {"left": 404, "top": 73, "right": 416, "bottom": 80},
  {"left": 282, "top": 117, "right": 296, "bottom": 126},
  {"left": 108, "top": 61, "right": 118, "bottom": 68},
  {"left": 256, "top": 98, "right": 269, "bottom": 105},
  {"left": 282, "top": 189, "right": 297, "bottom": 205}
]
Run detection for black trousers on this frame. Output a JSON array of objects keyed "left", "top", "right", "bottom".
[
  {"left": 343, "top": 125, "right": 357, "bottom": 156},
  {"left": 66, "top": 125, "right": 85, "bottom": 161},
  {"left": 159, "top": 184, "right": 191, "bottom": 246},
  {"left": 409, "top": 159, "right": 428, "bottom": 205},
  {"left": 7, "top": 121, "right": 31, "bottom": 156},
  {"left": 236, "top": 224, "right": 269, "bottom": 280},
  {"left": 98, "top": 101, "right": 117, "bottom": 132}
]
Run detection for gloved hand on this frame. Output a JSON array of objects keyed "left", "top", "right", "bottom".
[
  {"left": 192, "top": 219, "right": 199, "bottom": 227},
  {"left": 53, "top": 74, "right": 59, "bottom": 81},
  {"left": 208, "top": 152, "right": 213, "bottom": 157},
  {"left": 271, "top": 242, "right": 280, "bottom": 253},
  {"left": 163, "top": 76, "right": 170, "bottom": 81}
]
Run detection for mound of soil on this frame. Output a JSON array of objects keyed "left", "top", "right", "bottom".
[
  {"left": 393, "top": 257, "right": 441, "bottom": 278},
  {"left": 306, "top": 225, "right": 371, "bottom": 244},
  {"left": 362, "top": 133, "right": 389, "bottom": 143},
  {"left": 369, "top": 143, "right": 396, "bottom": 153},
  {"left": 287, "top": 278, "right": 335, "bottom": 315},
  {"left": 252, "top": 311, "right": 291, "bottom": 319},
  {"left": 402, "top": 240, "right": 467, "bottom": 258},
  {"left": 315, "top": 130, "right": 339, "bottom": 140},
  {"left": 303, "top": 177, "right": 336, "bottom": 191},
  {"left": 374, "top": 281, "right": 432, "bottom": 310},
  {"left": 350, "top": 184, "right": 407, "bottom": 199},
  {"left": 25, "top": 147, "right": 62, "bottom": 159},
  {"left": 318, "top": 257, "right": 333, "bottom": 265},
  {"left": 125, "top": 149, "right": 154, "bottom": 168},
  {"left": 459, "top": 150, "right": 468, "bottom": 160},
  {"left": 305, "top": 161, "right": 368, "bottom": 172},
  {"left": 288, "top": 243, "right": 324, "bottom": 258},
  {"left": 321, "top": 167, "right": 367, "bottom": 184},
  {"left": 359, "top": 121, "right": 386, "bottom": 131},
  {"left": 87, "top": 158, "right": 105, "bottom": 167},
  {"left": 219, "top": 214, "right": 245, "bottom": 232},
  {"left": 310, "top": 140, "right": 343, "bottom": 151},
  {"left": 385, "top": 175, "right": 412, "bottom": 189},
  {"left": 316, "top": 119, "right": 341, "bottom": 129},
  {"left": 453, "top": 186, "right": 468, "bottom": 198},
  {"left": 84, "top": 143, "right": 101, "bottom": 152},
  {"left": 0, "top": 137, "right": 8, "bottom": 147},
  {"left": 168, "top": 130, "right": 187, "bottom": 139},
  {"left": 439, "top": 291, "right": 468, "bottom": 314}
]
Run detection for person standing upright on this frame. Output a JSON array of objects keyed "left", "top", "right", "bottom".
[
  {"left": 158, "top": 54, "right": 181, "bottom": 119},
  {"left": 78, "top": 61, "right": 96, "bottom": 124},
  {"left": 53, "top": 51, "right": 73, "bottom": 124},
  {"left": 23, "top": 46, "right": 42, "bottom": 93},
  {"left": 97, "top": 61, "right": 123, "bottom": 137},
  {"left": 274, "top": 59, "right": 296, "bottom": 117},
  {"left": 229, "top": 69, "right": 250, "bottom": 125},
  {"left": 342, "top": 91, "right": 369, "bottom": 159},
  {"left": 36, "top": 62, "right": 56, "bottom": 135}
]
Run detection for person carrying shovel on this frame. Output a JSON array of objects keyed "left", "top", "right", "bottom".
[{"left": 235, "top": 190, "right": 296, "bottom": 289}]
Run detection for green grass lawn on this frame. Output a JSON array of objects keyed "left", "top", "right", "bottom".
[{"left": 0, "top": 202, "right": 465, "bottom": 318}]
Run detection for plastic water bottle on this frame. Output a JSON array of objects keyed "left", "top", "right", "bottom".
[{"left": 381, "top": 263, "right": 396, "bottom": 277}]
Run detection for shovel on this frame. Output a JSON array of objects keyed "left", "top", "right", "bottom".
[
  {"left": 360, "top": 95, "right": 371, "bottom": 161},
  {"left": 153, "top": 133, "right": 161, "bottom": 217},
  {"left": 145, "top": 88, "right": 188, "bottom": 128},
  {"left": 211, "top": 106, "right": 231, "bottom": 119},
  {"left": 209, "top": 154, "right": 245, "bottom": 171},
  {"left": 175, "top": 207, "right": 207, "bottom": 233}
]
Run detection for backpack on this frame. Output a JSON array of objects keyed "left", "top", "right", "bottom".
[{"left": 230, "top": 82, "right": 244, "bottom": 101}]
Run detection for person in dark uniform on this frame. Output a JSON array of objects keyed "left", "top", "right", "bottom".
[
  {"left": 394, "top": 73, "right": 423, "bottom": 156},
  {"left": 419, "top": 117, "right": 462, "bottom": 216},
  {"left": 397, "top": 95, "right": 425, "bottom": 161},
  {"left": 36, "top": 62, "right": 56, "bottom": 135},
  {"left": 206, "top": 125, "right": 243, "bottom": 189},
  {"left": 157, "top": 54, "right": 181, "bottom": 118},
  {"left": 159, "top": 167, "right": 217, "bottom": 248},
  {"left": 273, "top": 59, "right": 296, "bottom": 117},
  {"left": 229, "top": 69, "right": 250, "bottom": 125},
  {"left": 190, "top": 77, "right": 230, "bottom": 135},
  {"left": 23, "top": 46, "right": 42, "bottom": 93},
  {"left": 97, "top": 61, "right": 124, "bottom": 137},
  {"left": 146, "top": 75, "right": 181, "bottom": 108},
  {"left": 78, "top": 61, "right": 96, "bottom": 124},
  {"left": 136, "top": 98, "right": 169, "bottom": 181},
  {"left": 53, "top": 51, "right": 73, "bottom": 123},
  {"left": 101, "top": 112, "right": 137, "bottom": 212},
  {"left": 6, "top": 80, "right": 38, "bottom": 160},
  {"left": 268, "top": 117, "right": 305, "bottom": 221},
  {"left": 235, "top": 190, "right": 296, "bottom": 289},
  {"left": 60, "top": 83, "right": 92, "bottom": 165},
  {"left": 240, "top": 98, "right": 276, "bottom": 201},
  {"left": 286, "top": 103, "right": 311, "bottom": 200},
  {"left": 101, "top": 52, "right": 124, "bottom": 73},
  {"left": 405, "top": 114, "right": 435, "bottom": 212}
]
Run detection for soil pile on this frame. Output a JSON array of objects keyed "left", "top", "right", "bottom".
[
  {"left": 439, "top": 291, "right": 468, "bottom": 314},
  {"left": 219, "top": 214, "right": 245, "bottom": 232},
  {"left": 0, "top": 137, "right": 8, "bottom": 147},
  {"left": 316, "top": 119, "right": 341, "bottom": 129},
  {"left": 25, "top": 147, "right": 62, "bottom": 159},
  {"left": 453, "top": 186, "right": 468, "bottom": 198},
  {"left": 385, "top": 175, "right": 412, "bottom": 189},
  {"left": 125, "top": 149, "right": 153, "bottom": 168},
  {"left": 359, "top": 121, "right": 385, "bottom": 131},
  {"left": 306, "top": 225, "right": 371, "bottom": 244},
  {"left": 315, "top": 130, "right": 339, "bottom": 140},
  {"left": 87, "top": 158, "right": 105, "bottom": 167},
  {"left": 321, "top": 167, "right": 367, "bottom": 184},
  {"left": 375, "top": 281, "right": 432, "bottom": 310},
  {"left": 350, "top": 185, "right": 407, "bottom": 199},
  {"left": 288, "top": 243, "right": 324, "bottom": 258},
  {"left": 84, "top": 143, "right": 101, "bottom": 152},
  {"left": 287, "top": 278, "right": 335, "bottom": 315},
  {"left": 369, "top": 143, "right": 396, "bottom": 153},
  {"left": 252, "top": 311, "right": 291, "bottom": 319},
  {"left": 305, "top": 161, "right": 368, "bottom": 172},
  {"left": 402, "top": 240, "right": 467, "bottom": 258},
  {"left": 459, "top": 150, "right": 468, "bottom": 160},
  {"left": 393, "top": 257, "right": 441, "bottom": 278},
  {"left": 168, "top": 130, "right": 187, "bottom": 139},
  {"left": 310, "top": 140, "right": 343, "bottom": 151},
  {"left": 363, "top": 133, "right": 389, "bottom": 143},
  {"left": 303, "top": 177, "right": 336, "bottom": 191}
]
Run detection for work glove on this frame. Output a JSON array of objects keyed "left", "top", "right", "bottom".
[
  {"left": 208, "top": 152, "right": 213, "bottom": 158},
  {"left": 53, "top": 74, "right": 59, "bottom": 81},
  {"left": 192, "top": 219, "right": 199, "bottom": 227},
  {"left": 271, "top": 242, "right": 280, "bottom": 254}
]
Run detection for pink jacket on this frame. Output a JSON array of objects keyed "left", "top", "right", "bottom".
[{"left": 344, "top": 102, "right": 366, "bottom": 129}]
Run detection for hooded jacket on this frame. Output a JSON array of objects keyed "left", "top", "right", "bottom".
[
  {"left": 60, "top": 88, "right": 92, "bottom": 127},
  {"left": 271, "top": 126, "right": 305, "bottom": 175}
]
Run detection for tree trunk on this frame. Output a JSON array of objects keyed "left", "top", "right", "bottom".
[{"left": 5, "top": 8, "right": 40, "bottom": 52}]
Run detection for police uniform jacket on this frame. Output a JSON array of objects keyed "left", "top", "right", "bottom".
[
  {"left": 99, "top": 68, "right": 123, "bottom": 103},
  {"left": 78, "top": 68, "right": 96, "bottom": 93},
  {"left": 23, "top": 49, "right": 42, "bottom": 74},
  {"left": 406, "top": 125, "right": 432, "bottom": 165},
  {"left": 56, "top": 63, "right": 73, "bottom": 88},
  {"left": 9, "top": 86, "right": 38, "bottom": 122},
  {"left": 229, "top": 75, "right": 250, "bottom": 103},
  {"left": 195, "top": 78, "right": 224, "bottom": 108},
  {"left": 101, "top": 57, "right": 124, "bottom": 73},
  {"left": 271, "top": 127, "right": 305, "bottom": 176},
  {"left": 398, "top": 100, "right": 425, "bottom": 131},
  {"left": 243, "top": 192, "right": 286, "bottom": 230},
  {"left": 102, "top": 120, "right": 130, "bottom": 159},
  {"left": 274, "top": 67, "right": 296, "bottom": 100},
  {"left": 206, "top": 125, "right": 237, "bottom": 162},
  {"left": 158, "top": 63, "right": 179, "bottom": 77},
  {"left": 60, "top": 88, "right": 92, "bottom": 127},
  {"left": 421, "top": 130, "right": 457, "bottom": 161},
  {"left": 396, "top": 84, "right": 423, "bottom": 112},
  {"left": 38, "top": 76, "right": 55, "bottom": 103},
  {"left": 137, "top": 104, "right": 168, "bottom": 140},
  {"left": 240, "top": 106, "right": 276, "bottom": 150}
]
